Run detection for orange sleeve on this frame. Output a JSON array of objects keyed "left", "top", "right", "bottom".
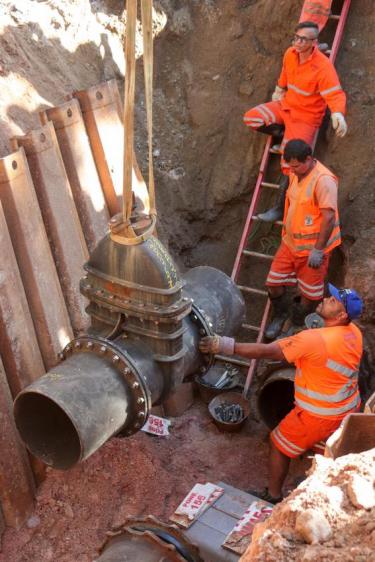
[
  {"left": 277, "top": 50, "right": 289, "bottom": 89},
  {"left": 318, "top": 60, "right": 346, "bottom": 115},
  {"left": 278, "top": 330, "right": 324, "bottom": 364}
]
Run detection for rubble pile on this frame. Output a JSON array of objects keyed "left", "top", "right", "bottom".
[{"left": 241, "top": 448, "right": 375, "bottom": 562}]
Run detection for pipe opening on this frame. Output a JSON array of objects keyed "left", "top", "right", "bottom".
[
  {"left": 14, "top": 392, "right": 81, "bottom": 470},
  {"left": 257, "top": 371, "right": 295, "bottom": 429}
]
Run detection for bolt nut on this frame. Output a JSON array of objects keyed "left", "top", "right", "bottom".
[
  {"left": 123, "top": 368, "right": 131, "bottom": 375},
  {"left": 74, "top": 341, "right": 81, "bottom": 348},
  {"left": 132, "top": 382, "right": 140, "bottom": 389},
  {"left": 99, "top": 346, "right": 106, "bottom": 354},
  {"left": 138, "top": 412, "right": 145, "bottom": 418},
  {"left": 200, "top": 366, "right": 206, "bottom": 373},
  {"left": 134, "top": 423, "right": 140, "bottom": 429},
  {"left": 58, "top": 352, "right": 64, "bottom": 360},
  {"left": 112, "top": 355, "right": 120, "bottom": 363},
  {"left": 87, "top": 341, "right": 93, "bottom": 349},
  {"left": 192, "top": 315, "right": 198, "bottom": 321},
  {"left": 199, "top": 328, "right": 206, "bottom": 336},
  {"left": 65, "top": 345, "right": 71, "bottom": 352},
  {"left": 137, "top": 397, "right": 145, "bottom": 405}
]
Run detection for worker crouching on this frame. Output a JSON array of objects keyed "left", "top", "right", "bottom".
[
  {"left": 243, "top": 20, "right": 347, "bottom": 222},
  {"left": 265, "top": 138, "right": 341, "bottom": 339},
  {"left": 199, "top": 284, "right": 363, "bottom": 504}
]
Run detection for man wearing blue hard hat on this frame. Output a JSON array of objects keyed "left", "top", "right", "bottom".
[{"left": 200, "top": 283, "right": 364, "bottom": 504}]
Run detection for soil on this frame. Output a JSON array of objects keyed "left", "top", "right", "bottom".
[
  {"left": 0, "top": 402, "right": 308, "bottom": 561},
  {"left": 0, "top": 1, "right": 374, "bottom": 560},
  {"left": 241, "top": 448, "right": 375, "bottom": 562}
]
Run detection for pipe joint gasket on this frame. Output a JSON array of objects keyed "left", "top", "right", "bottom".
[
  {"left": 59, "top": 336, "right": 151, "bottom": 435},
  {"left": 189, "top": 304, "right": 215, "bottom": 373}
]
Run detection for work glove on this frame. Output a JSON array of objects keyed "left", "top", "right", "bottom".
[
  {"left": 199, "top": 335, "right": 235, "bottom": 355},
  {"left": 271, "top": 85, "right": 286, "bottom": 102},
  {"left": 307, "top": 248, "right": 324, "bottom": 269},
  {"left": 331, "top": 112, "right": 348, "bottom": 137}
]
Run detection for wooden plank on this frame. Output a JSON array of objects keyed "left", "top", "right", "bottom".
[
  {"left": 40, "top": 98, "right": 109, "bottom": 252},
  {"left": 12, "top": 122, "right": 90, "bottom": 335},
  {"left": 0, "top": 148, "right": 73, "bottom": 370},
  {"left": 73, "top": 79, "right": 150, "bottom": 217},
  {"left": 0, "top": 202, "right": 45, "bottom": 396},
  {"left": 0, "top": 355, "right": 35, "bottom": 529}
]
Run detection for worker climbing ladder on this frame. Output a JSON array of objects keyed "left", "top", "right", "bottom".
[{"left": 231, "top": 0, "right": 352, "bottom": 396}]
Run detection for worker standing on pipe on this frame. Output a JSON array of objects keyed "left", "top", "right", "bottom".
[
  {"left": 199, "top": 284, "right": 363, "bottom": 504},
  {"left": 265, "top": 138, "right": 341, "bottom": 339},
  {"left": 243, "top": 20, "right": 347, "bottom": 222}
]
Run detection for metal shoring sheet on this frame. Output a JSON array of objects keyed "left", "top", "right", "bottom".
[
  {"left": 0, "top": 202, "right": 45, "bottom": 396},
  {"left": 40, "top": 98, "right": 110, "bottom": 252},
  {"left": 0, "top": 356, "right": 36, "bottom": 529},
  {"left": 0, "top": 148, "right": 73, "bottom": 370},
  {"left": 12, "top": 122, "right": 90, "bottom": 334},
  {"left": 73, "top": 80, "right": 150, "bottom": 217}
]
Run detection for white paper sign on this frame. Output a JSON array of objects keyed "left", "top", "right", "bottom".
[
  {"left": 141, "top": 414, "right": 171, "bottom": 436},
  {"left": 171, "top": 482, "right": 224, "bottom": 528}
]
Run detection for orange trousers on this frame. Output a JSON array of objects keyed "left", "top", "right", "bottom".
[
  {"left": 243, "top": 101, "right": 318, "bottom": 173},
  {"left": 270, "top": 405, "right": 342, "bottom": 459},
  {"left": 300, "top": 1, "right": 333, "bottom": 31}
]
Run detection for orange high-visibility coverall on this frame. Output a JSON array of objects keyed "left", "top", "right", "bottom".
[
  {"left": 271, "top": 323, "right": 362, "bottom": 458},
  {"left": 243, "top": 46, "right": 346, "bottom": 170},
  {"left": 300, "top": 0, "right": 333, "bottom": 31}
]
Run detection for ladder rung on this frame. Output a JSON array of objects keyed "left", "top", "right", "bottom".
[
  {"left": 237, "top": 285, "right": 268, "bottom": 296},
  {"left": 261, "top": 181, "right": 279, "bottom": 189},
  {"left": 242, "top": 323, "right": 261, "bottom": 332},
  {"left": 329, "top": 14, "right": 340, "bottom": 20},
  {"left": 242, "top": 250, "right": 274, "bottom": 261},
  {"left": 252, "top": 215, "right": 283, "bottom": 227}
]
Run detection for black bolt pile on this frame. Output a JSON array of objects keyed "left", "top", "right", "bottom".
[{"left": 214, "top": 402, "right": 244, "bottom": 423}]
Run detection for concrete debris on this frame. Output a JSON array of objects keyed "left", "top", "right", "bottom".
[
  {"left": 295, "top": 508, "right": 332, "bottom": 544},
  {"left": 347, "top": 474, "right": 375, "bottom": 510}
]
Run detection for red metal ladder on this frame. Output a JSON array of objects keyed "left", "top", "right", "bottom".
[{"left": 230, "top": 0, "right": 352, "bottom": 396}]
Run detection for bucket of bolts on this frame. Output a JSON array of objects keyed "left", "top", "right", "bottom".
[{"left": 208, "top": 391, "right": 250, "bottom": 432}]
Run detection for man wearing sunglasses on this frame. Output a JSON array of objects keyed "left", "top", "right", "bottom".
[
  {"left": 243, "top": 20, "right": 347, "bottom": 222},
  {"left": 199, "top": 283, "right": 363, "bottom": 504}
]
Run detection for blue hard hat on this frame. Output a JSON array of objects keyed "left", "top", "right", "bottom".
[{"left": 328, "top": 283, "right": 363, "bottom": 320}]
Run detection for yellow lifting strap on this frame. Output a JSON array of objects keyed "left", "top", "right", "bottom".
[{"left": 112, "top": 0, "right": 156, "bottom": 245}]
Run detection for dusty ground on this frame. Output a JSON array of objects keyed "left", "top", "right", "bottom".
[{"left": 0, "top": 401, "right": 308, "bottom": 561}]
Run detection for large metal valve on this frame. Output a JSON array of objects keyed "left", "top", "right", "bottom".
[{"left": 14, "top": 234, "right": 245, "bottom": 470}]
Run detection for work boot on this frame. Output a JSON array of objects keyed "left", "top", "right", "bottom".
[
  {"left": 246, "top": 487, "right": 283, "bottom": 505},
  {"left": 257, "top": 174, "right": 289, "bottom": 223},
  {"left": 282, "top": 302, "right": 312, "bottom": 337},
  {"left": 256, "top": 123, "right": 285, "bottom": 137},
  {"left": 265, "top": 293, "right": 289, "bottom": 340}
]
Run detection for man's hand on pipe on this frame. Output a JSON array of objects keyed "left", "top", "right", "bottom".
[{"left": 199, "top": 335, "right": 235, "bottom": 355}]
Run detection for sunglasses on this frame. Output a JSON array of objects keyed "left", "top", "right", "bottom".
[
  {"left": 292, "top": 34, "right": 315, "bottom": 44},
  {"left": 338, "top": 289, "right": 348, "bottom": 311}
]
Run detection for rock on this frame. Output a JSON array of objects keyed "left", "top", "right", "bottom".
[
  {"left": 295, "top": 509, "right": 332, "bottom": 544},
  {"left": 26, "top": 514, "right": 41, "bottom": 529},
  {"left": 239, "top": 81, "right": 254, "bottom": 96},
  {"left": 347, "top": 474, "right": 375, "bottom": 509}
]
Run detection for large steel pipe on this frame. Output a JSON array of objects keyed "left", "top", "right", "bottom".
[
  {"left": 14, "top": 337, "right": 164, "bottom": 470},
  {"left": 257, "top": 367, "right": 295, "bottom": 429},
  {"left": 14, "top": 236, "right": 245, "bottom": 470}
]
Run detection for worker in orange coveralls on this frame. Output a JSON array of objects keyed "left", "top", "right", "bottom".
[
  {"left": 265, "top": 138, "right": 341, "bottom": 340},
  {"left": 199, "top": 284, "right": 363, "bottom": 504},
  {"left": 243, "top": 20, "right": 347, "bottom": 222}
]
